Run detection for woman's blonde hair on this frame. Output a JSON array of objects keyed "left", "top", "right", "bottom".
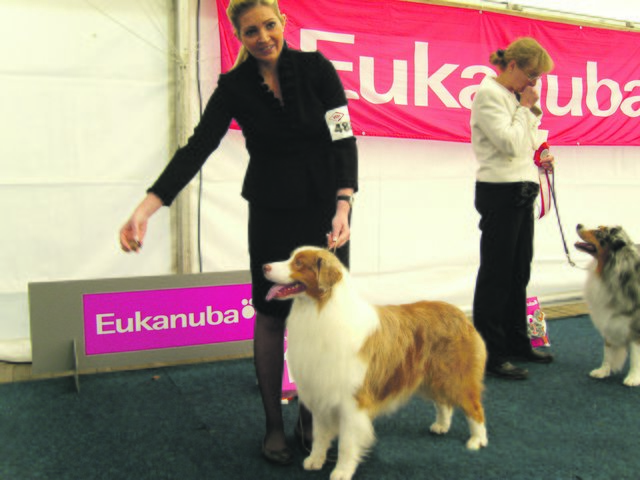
[
  {"left": 226, "top": 0, "right": 285, "bottom": 69},
  {"left": 489, "top": 37, "right": 554, "bottom": 75}
]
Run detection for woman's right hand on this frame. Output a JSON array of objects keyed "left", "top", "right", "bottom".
[
  {"left": 119, "top": 193, "right": 163, "bottom": 253},
  {"left": 519, "top": 86, "right": 539, "bottom": 109}
]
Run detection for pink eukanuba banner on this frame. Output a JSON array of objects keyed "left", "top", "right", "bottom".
[
  {"left": 83, "top": 284, "right": 256, "bottom": 355},
  {"left": 216, "top": 0, "right": 640, "bottom": 146},
  {"left": 83, "top": 283, "right": 296, "bottom": 393}
]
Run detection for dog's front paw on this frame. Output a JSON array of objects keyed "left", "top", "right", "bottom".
[
  {"left": 330, "top": 466, "right": 355, "bottom": 480},
  {"left": 303, "top": 455, "right": 325, "bottom": 471},
  {"left": 623, "top": 374, "right": 640, "bottom": 387},
  {"left": 590, "top": 366, "right": 611, "bottom": 379},
  {"left": 429, "top": 422, "right": 450, "bottom": 435}
]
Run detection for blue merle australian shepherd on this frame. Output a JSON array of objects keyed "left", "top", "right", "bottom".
[{"left": 575, "top": 224, "right": 640, "bottom": 386}]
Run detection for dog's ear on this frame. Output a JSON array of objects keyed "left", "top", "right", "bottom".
[
  {"left": 317, "top": 250, "right": 343, "bottom": 292},
  {"left": 611, "top": 238, "right": 627, "bottom": 252},
  {"left": 609, "top": 227, "right": 629, "bottom": 252}
]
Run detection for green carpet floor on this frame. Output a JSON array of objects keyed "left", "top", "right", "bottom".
[{"left": 1, "top": 315, "right": 639, "bottom": 480}]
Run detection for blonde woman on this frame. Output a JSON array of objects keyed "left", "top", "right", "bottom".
[
  {"left": 471, "top": 37, "right": 554, "bottom": 381},
  {"left": 119, "top": 0, "right": 358, "bottom": 464}
]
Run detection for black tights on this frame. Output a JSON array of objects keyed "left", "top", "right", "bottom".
[{"left": 254, "top": 311, "right": 312, "bottom": 451}]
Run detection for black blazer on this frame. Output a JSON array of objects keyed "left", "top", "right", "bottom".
[{"left": 148, "top": 45, "right": 358, "bottom": 208}]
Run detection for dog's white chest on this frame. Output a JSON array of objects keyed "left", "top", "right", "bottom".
[
  {"left": 285, "top": 299, "right": 373, "bottom": 410},
  {"left": 585, "top": 270, "right": 634, "bottom": 345}
]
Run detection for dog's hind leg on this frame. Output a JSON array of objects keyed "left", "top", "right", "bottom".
[
  {"left": 429, "top": 402, "right": 453, "bottom": 435},
  {"left": 330, "top": 408, "right": 375, "bottom": 480},
  {"left": 465, "top": 416, "right": 488, "bottom": 450},
  {"left": 623, "top": 341, "right": 640, "bottom": 387},
  {"left": 459, "top": 389, "right": 488, "bottom": 450}
]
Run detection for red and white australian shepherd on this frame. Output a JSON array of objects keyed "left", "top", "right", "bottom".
[
  {"left": 263, "top": 246, "right": 488, "bottom": 480},
  {"left": 575, "top": 224, "right": 640, "bottom": 387}
]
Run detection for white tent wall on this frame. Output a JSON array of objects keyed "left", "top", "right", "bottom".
[
  {"left": 0, "top": 0, "right": 179, "bottom": 340},
  {"left": 1, "top": 0, "right": 639, "bottom": 354}
]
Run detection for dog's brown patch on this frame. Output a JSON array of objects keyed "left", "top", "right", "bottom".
[
  {"left": 577, "top": 226, "right": 613, "bottom": 276},
  {"left": 355, "top": 301, "right": 486, "bottom": 424},
  {"left": 288, "top": 249, "right": 343, "bottom": 308}
]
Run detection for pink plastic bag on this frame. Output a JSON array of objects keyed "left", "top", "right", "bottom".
[
  {"left": 282, "top": 331, "right": 297, "bottom": 400},
  {"left": 526, "top": 297, "right": 550, "bottom": 348}
]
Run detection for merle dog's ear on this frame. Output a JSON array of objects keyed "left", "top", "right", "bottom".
[
  {"left": 611, "top": 237, "right": 627, "bottom": 252},
  {"left": 609, "top": 227, "right": 627, "bottom": 252}
]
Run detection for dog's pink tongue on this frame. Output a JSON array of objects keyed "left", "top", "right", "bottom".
[
  {"left": 266, "top": 284, "right": 287, "bottom": 301},
  {"left": 266, "top": 283, "right": 305, "bottom": 301}
]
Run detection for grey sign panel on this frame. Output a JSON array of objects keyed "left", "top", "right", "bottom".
[{"left": 28, "top": 271, "right": 254, "bottom": 376}]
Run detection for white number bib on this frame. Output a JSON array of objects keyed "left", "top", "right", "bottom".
[{"left": 325, "top": 106, "right": 353, "bottom": 141}]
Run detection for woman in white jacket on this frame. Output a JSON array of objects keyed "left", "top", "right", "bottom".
[{"left": 471, "top": 37, "right": 554, "bottom": 380}]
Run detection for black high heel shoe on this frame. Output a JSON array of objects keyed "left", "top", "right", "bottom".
[{"left": 261, "top": 438, "right": 293, "bottom": 466}]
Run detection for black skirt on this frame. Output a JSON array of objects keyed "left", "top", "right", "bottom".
[{"left": 248, "top": 201, "right": 350, "bottom": 318}]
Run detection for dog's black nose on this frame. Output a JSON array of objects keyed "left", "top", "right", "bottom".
[{"left": 576, "top": 224, "right": 583, "bottom": 231}]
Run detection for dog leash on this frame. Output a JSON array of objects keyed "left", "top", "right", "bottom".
[
  {"left": 547, "top": 171, "right": 580, "bottom": 268},
  {"left": 535, "top": 145, "right": 584, "bottom": 270},
  {"left": 327, "top": 232, "right": 338, "bottom": 254}
]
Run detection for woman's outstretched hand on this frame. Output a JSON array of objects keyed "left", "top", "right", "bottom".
[{"left": 119, "top": 193, "right": 163, "bottom": 253}]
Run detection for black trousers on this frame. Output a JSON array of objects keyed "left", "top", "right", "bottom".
[{"left": 472, "top": 181, "right": 538, "bottom": 366}]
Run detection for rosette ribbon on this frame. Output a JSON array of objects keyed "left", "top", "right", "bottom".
[{"left": 534, "top": 142, "right": 553, "bottom": 219}]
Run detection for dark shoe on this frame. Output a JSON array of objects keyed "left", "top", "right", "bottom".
[
  {"left": 294, "top": 426, "right": 338, "bottom": 463},
  {"left": 486, "top": 362, "right": 529, "bottom": 380},
  {"left": 510, "top": 349, "right": 554, "bottom": 364},
  {"left": 261, "top": 439, "right": 293, "bottom": 466}
]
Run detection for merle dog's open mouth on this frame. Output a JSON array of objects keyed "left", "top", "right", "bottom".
[{"left": 574, "top": 242, "right": 596, "bottom": 255}]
